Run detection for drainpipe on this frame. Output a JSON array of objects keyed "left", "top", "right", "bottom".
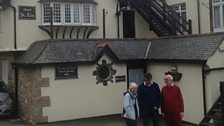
[
  {"left": 103, "top": 9, "right": 106, "bottom": 38},
  {"left": 7, "top": 5, "right": 17, "bottom": 49},
  {"left": 116, "top": 3, "right": 120, "bottom": 38},
  {"left": 50, "top": 5, "right": 53, "bottom": 39},
  {"left": 209, "top": 0, "right": 213, "bottom": 32},
  {"left": 197, "top": 0, "right": 201, "bottom": 34},
  {"left": 202, "top": 62, "right": 207, "bottom": 116},
  {"left": 220, "top": 82, "right": 224, "bottom": 124},
  {"left": 12, "top": 65, "right": 18, "bottom": 117}
]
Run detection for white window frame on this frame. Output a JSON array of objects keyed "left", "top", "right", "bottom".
[
  {"left": 172, "top": 3, "right": 187, "bottom": 32},
  {"left": 213, "top": 0, "right": 224, "bottom": 32},
  {"left": 64, "top": 3, "right": 72, "bottom": 24},
  {"left": 73, "top": 3, "right": 81, "bottom": 25},
  {"left": 52, "top": 3, "right": 62, "bottom": 25},
  {"left": 41, "top": 2, "right": 96, "bottom": 26}
]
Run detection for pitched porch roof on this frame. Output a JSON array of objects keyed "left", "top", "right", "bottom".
[{"left": 14, "top": 33, "right": 224, "bottom": 65}]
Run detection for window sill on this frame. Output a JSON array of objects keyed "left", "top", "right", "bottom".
[{"left": 214, "top": 28, "right": 224, "bottom": 32}]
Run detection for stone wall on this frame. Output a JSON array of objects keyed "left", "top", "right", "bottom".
[{"left": 18, "top": 66, "right": 50, "bottom": 124}]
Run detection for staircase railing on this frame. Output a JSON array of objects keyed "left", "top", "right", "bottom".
[
  {"left": 127, "top": 0, "right": 192, "bottom": 36},
  {"left": 130, "top": 0, "right": 174, "bottom": 36},
  {"left": 150, "top": 0, "right": 192, "bottom": 35}
]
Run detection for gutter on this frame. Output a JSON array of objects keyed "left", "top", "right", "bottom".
[{"left": 204, "top": 67, "right": 224, "bottom": 73}]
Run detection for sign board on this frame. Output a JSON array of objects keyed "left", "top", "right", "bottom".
[
  {"left": 55, "top": 65, "right": 78, "bottom": 79},
  {"left": 115, "top": 75, "right": 126, "bottom": 83},
  {"left": 19, "top": 6, "right": 36, "bottom": 20}
]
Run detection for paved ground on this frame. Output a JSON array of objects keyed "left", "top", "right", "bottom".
[{"left": 0, "top": 115, "right": 195, "bottom": 126}]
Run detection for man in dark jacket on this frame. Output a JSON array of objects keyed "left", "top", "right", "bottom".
[{"left": 137, "top": 73, "right": 162, "bottom": 126}]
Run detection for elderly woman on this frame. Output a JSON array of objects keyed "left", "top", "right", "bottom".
[{"left": 122, "top": 82, "right": 140, "bottom": 126}]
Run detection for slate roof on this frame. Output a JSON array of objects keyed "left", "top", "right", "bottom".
[
  {"left": 147, "top": 34, "right": 224, "bottom": 60},
  {"left": 14, "top": 33, "right": 224, "bottom": 65}
]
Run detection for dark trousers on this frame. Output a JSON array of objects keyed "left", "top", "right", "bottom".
[
  {"left": 141, "top": 108, "right": 159, "bottom": 126},
  {"left": 124, "top": 118, "right": 138, "bottom": 126},
  {"left": 164, "top": 113, "right": 183, "bottom": 126}
]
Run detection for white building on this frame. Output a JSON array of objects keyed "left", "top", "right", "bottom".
[{"left": 0, "top": 0, "right": 223, "bottom": 125}]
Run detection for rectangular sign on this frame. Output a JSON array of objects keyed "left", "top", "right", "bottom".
[
  {"left": 55, "top": 65, "right": 78, "bottom": 79},
  {"left": 19, "top": 6, "right": 36, "bottom": 20},
  {"left": 115, "top": 75, "right": 126, "bottom": 83}
]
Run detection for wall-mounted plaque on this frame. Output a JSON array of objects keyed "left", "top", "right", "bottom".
[
  {"left": 55, "top": 65, "right": 78, "bottom": 79},
  {"left": 19, "top": 6, "right": 36, "bottom": 20},
  {"left": 115, "top": 75, "right": 126, "bottom": 83}
]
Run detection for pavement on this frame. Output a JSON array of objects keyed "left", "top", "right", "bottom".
[{"left": 0, "top": 115, "right": 195, "bottom": 126}]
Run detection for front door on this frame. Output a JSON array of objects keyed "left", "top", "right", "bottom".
[
  {"left": 128, "top": 68, "right": 144, "bottom": 87},
  {"left": 127, "top": 61, "right": 146, "bottom": 88}
]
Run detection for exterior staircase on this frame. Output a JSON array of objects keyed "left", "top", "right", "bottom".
[
  {"left": 199, "top": 97, "right": 223, "bottom": 126},
  {"left": 120, "top": 0, "right": 192, "bottom": 37}
]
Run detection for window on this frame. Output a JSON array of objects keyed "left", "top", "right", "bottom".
[
  {"left": 42, "top": 2, "right": 96, "bottom": 26},
  {"left": 213, "top": 0, "right": 224, "bottom": 32},
  {"left": 73, "top": 4, "right": 80, "bottom": 24},
  {"left": 83, "top": 4, "right": 91, "bottom": 24},
  {"left": 64, "top": 4, "right": 71, "bottom": 23},
  {"left": 172, "top": 3, "right": 187, "bottom": 32}
]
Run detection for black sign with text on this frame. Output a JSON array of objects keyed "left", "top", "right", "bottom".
[
  {"left": 115, "top": 75, "right": 126, "bottom": 83},
  {"left": 19, "top": 6, "right": 36, "bottom": 20},
  {"left": 55, "top": 65, "right": 78, "bottom": 79}
]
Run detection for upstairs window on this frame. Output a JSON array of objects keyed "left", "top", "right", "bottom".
[
  {"left": 172, "top": 3, "right": 187, "bottom": 32},
  {"left": 213, "top": 0, "right": 224, "bottom": 32},
  {"left": 41, "top": 2, "right": 96, "bottom": 26}
]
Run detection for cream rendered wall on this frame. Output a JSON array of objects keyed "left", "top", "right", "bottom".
[
  {"left": 166, "top": 0, "right": 211, "bottom": 34},
  {"left": 135, "top": 10, "right": 158, "bottom": 38},
  {"left": 0, "top": 0, "right": 157, "bottom": 51},
  {"left": 85, "top": 0, "right": 157, "bottom": 38},
  {"left": 199, "top": 0, "right": 211, "bottom": 33},
  {"left": 204, "top": 71, "right": 224, "bottom": 111},
  {"left": 41, "top": 54, "right": 127, "bottom": 122},
  {"left": 0, "top": 7, "right": 14, "bottom": 50},
  {"left": 148, "top": 63, "right": 204, "bottom": 124},
  {"left": 0, "top": 0, "right": 49, "bottom": 51},
  {"left": 205, "top": 41, "right": 224, "bottom": 111}
]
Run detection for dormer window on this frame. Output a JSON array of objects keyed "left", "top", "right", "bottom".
[{"left": 41, "top": 2, "right": 96, "bottom": 26}]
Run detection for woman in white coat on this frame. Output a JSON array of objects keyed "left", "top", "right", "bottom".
[{"left": 122, "top": 82, "right": 140, "bottom": 126}]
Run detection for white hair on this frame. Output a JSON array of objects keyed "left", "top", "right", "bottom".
[
  {"left": 166, "top": 74, "right": 173, "bottom": 80},
  {"left": 129, "top": 82, "right": 138, "bottom": 89}
]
